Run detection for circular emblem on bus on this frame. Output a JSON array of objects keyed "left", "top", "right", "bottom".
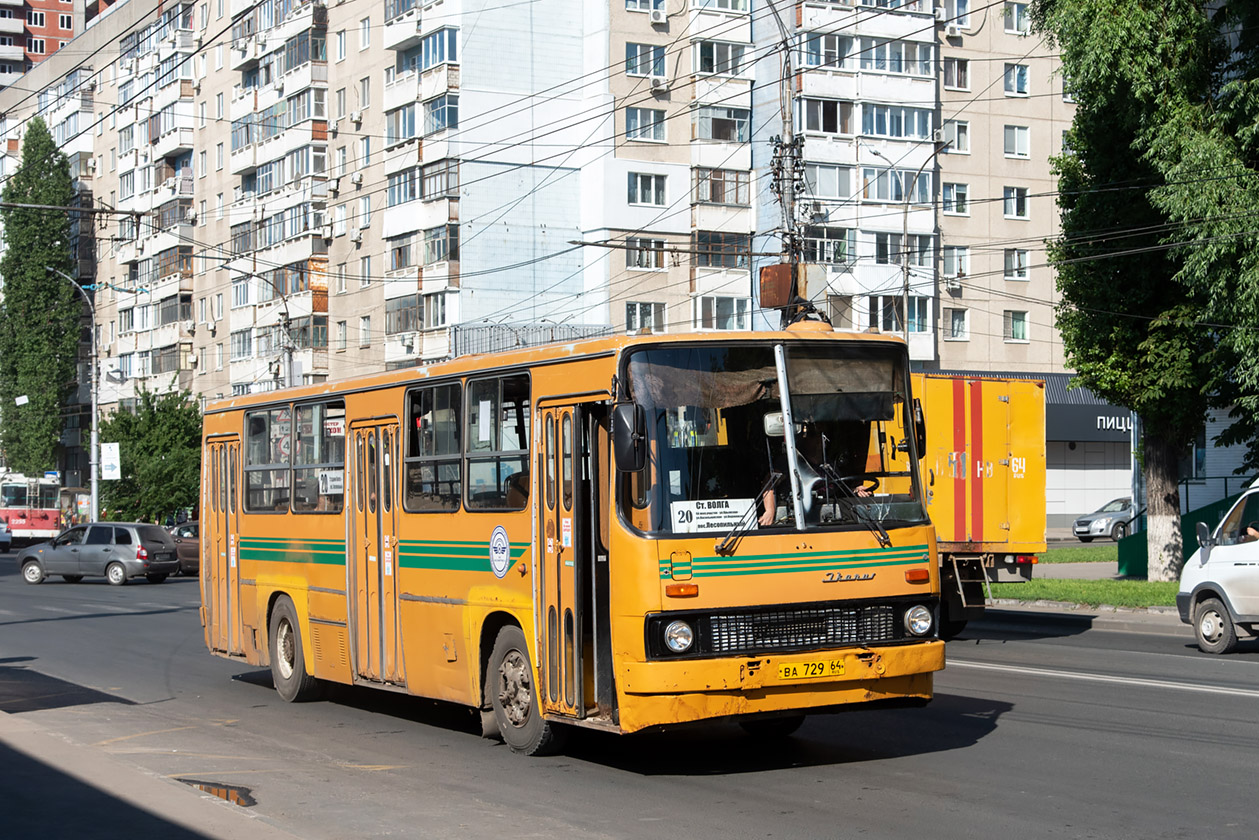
[{"left": 489, "top": 526, "right": 511, "bottom": 578}]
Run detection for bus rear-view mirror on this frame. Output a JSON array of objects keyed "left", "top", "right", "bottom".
[
  {"left": 763, "top": 412, "right": 785, "bottom": 438},
  {"left": 613, "top": 403, "right": 646, "bottom": 472}
]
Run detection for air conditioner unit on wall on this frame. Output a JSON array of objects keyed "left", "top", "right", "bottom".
[
  {"left": 350, "top": 171, "right": 363, "bottom": 185},
  {"left": 350, "top": 229, "right": 362, "bottom": 243},
  {"left": 649, "top": 9, "right": 666, "bottom": 24},
  {"left": 350, "top": 110, "right": 362, "bottom": 125},
  {"left": 944, "top": 23, "right": 961, "bottom": 37},
  {"left": 650, "top": 76, "right": 668, "bottom": 92}
]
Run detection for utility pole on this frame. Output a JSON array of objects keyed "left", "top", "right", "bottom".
[
  {"left": 766, "top": 0, "right": 806, "bottom": 327},
  {"left": 47, "top": 266, "right": 98, "bottom": 522}
]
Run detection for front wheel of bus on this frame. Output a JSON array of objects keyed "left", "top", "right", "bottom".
[
  {"left": 488, "top": 626, "right": 565, "bottom": 756},
  {"left": 269, "top": 597, "right": 322, "bottom": 702}
]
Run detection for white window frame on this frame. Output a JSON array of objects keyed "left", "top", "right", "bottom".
[
  {"left": 694, "top": 296, "right": 750, "bottom": 331},
  {"left": 943, "top": 307, "right": 968, "bottom": 341},
  {"left": 1004, "top": 2, "right": 1030, "bottom": 34},
  {"left": 1004, "top": 310, "right": 1029, "bottom": 343},
  {"left": 1004, "top": 63, "right": 1029, "bottom": 96},
  {"left": 1003, "top": 186, "right": 1029, "bottom": 219},
  {"left": 941, "top": 119, "right": 969, "bottom": 153},
  {"left": 942, "top": 182, "right": 968, "bottom": 215},
  {"left": 1004, "top": 124, "right": 1030, "bottom": 159},
  {"left": 626, "top": 107, "right": 666, "bottom": 142},
  {"left": 627, "top": 172, "right": 666, "bottom": 206},
  {"left": 942, "top": 245, "right": 969, "bottom": 278},
  {"left": 1004, "top": 248, "right": 1030, "bottom": 281},
  {"left": 943, "top": 58, "right": 969, "bottom": 91}
]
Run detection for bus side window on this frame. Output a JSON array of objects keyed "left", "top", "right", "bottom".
[
  {"left": 466, "top": 374, "right": 530, "bottom": 511},
  {"left": 404, "top": 383, "right": 462, "bottom": 512}
]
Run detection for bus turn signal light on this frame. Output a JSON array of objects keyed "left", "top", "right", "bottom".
[
  {"left": 905, "top": 569, "right": 930, "bottom": 583},
  {"left": 665, "top": 583, "right": 699, "bottom": 598}
]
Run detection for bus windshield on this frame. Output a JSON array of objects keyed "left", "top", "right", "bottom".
[{"left": 623, "top": 342, "right": 928, "bottom": 536}]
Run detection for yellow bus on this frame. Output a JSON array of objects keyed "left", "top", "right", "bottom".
[{"left": 200, "top": 322, "right": 944, "bottom": 754}]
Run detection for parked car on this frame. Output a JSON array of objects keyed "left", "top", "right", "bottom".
[
  {"left": 1179, "top": 486, "right": 1259, "bottom": 654},
  {"left": 0, "top": 518, "right": 10, "bottom": 552},
  {"left": 1073, "top": 497, "right": 1136, "bottom": 542},
  {"left": 18, "top": 522, "right": 180, "bottom": 585},
  {"left": 169, "top": 521, "right": 200, "bottom": 575}
]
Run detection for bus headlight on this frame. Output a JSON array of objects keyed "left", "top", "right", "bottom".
[
  {"left": 904, "top": 605, "right": 933, "bottom": 637},
  {"left": 663, "top": 620, "right": 694, "bottom": 653}
]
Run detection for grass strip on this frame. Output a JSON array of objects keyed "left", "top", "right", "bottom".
[
  {"left": 1036, "top": 544, "right": 1119, "bottom": 564},
  {"left": 989, "top": 578, "right": 1177, "bottom": 608}
]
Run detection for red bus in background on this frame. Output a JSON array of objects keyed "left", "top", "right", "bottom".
[{"left": 0, "top": 473, "right": 62, "bottom": 544}]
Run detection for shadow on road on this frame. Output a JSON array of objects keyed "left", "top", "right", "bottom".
[
  {"left": 0, "top": 663, "right": 135, "bottom": 714},
  {"left": 232, "top": 667, "right": 1008, "bottom": 773},
  {"left": 0, "top": 743, "right": 215, "bottom": 840},
  {"left": 955, "top": 609, "right": 1097, "bottom": 642}
]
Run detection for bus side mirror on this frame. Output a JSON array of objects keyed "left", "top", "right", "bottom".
[
  {"left": 613, "top": 403, "right": 646, "bottom": 472},
  {"left": 913, "top": 398, "right": 926, "bottom": 460}
]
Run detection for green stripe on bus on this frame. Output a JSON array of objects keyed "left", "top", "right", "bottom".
[{"left": 657, "top": 545, "right": 930, "bottom": 579}]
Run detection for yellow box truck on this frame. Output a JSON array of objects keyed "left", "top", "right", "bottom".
[{"left": 915, "top": 375, "right": 1047, "bottom": 637}]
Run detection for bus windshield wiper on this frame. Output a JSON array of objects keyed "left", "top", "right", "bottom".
[
  {"left": 714, "top": 471, "right": 781, "bottom": 556},
  {"left": 821, "top": 464, "right": 891, "bottom": 548}
]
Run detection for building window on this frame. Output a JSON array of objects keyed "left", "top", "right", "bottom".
[
  {"left": 1004, "top": 249, "right": 1030, "bottom": 280},
  {"left": 336, "top": 320, "right": 346, "bottom": 350},
  {"left": 803, "top": 226, "right": 855, "bottom": 265},
  {"left": 359, "top": 196, "right": 371, "bottom": 228},
  {"left": 626, "top": 0, "right": 665, "bottom": 9},
  {"left": 941, "top": 119, "right": 969, "bottom": 153},
  {"left": 360, "top": 76, "right": 371, "bottom": 108},
  {"left": 944, "top": 0, "right": 969, "bottom": 27},
  {"left": 59, "top": 13, "right": 71, "bottom": 30},
  {"left": 422, "top": 159, "right": 459, "bottom": 199},
  {"left": 1003, "top": 186, "right": 1029, "bottom": 218},
  {"left": 802, "top": 33, "right": 853, "bottom": 71},
  {"left": 695, "top": 168, "right": 749, "bottom": 205},
  {"left": 942, "top": 245, "right": 969, "bottom": 278},
  {"left": 423, "top": 95, "right": 457, "bottom": 135},
  {"left": 386, "top": 104, "right": 417, "bottom": 146},
  {"left": 627, "top": 237, "right": 665, "bottom": 269},
  {"left": 626, "top": 42, "right": 664, "bottom": 77},
  {"left": 858, "top": 38, "right": 932, "bottom": 76},
  {"left": 626, "top": 301, "right": 665, "bottom": 333},
  {"left": 942, "top": 182, "right": 968, "bottom": 215},
  {"left": 944, "top": 308, "right": 968, "bottom": 340},
  {"left": 387, "top": 168, "right": 420, "bottom": 206},
  {"left": 230, "top": 328, "right": 253, "bottom": 359},
  {"left": 870, "top": 296, "right": 930, "bottom": 333},
  {"left": 875, "top": 233, "right": 931, "bottom": 266},
  {"left": 1004, "top": 310, "right": 1029, "bottom": 342},
  {"left": 421, "top": 28, "right": 457, "bottom": 70},
  {"left": 626, "top": 107, "right": 665, "bottom": 142},
  {"left": 386, "top": 294, "right": 421, "bottom": 334},
  {"left": 359, "top": 17, "right": 371, "bottom": 50},
  {"left": 942, "top": 58, "right": 969, "bottom": 90},
  {"left": 803, "top": 99, "right": 853, "bottom": 135},
  {"left": 389, "top": 238, "right": 414, "bottom": 271},
  {"left": 1004, "top": 125, "right": 1029, "bottom": 158},
  {"left": 906, "top": 297, "right": 930, "bottom": 333},
  {"left": 861, "top": 104, "right": 932, "bottom": 140},
  {"left": 862, "top": 168, "right": 930, "bottom": 203},
  {"left": 1004, "top": 2, "right": 1030, "bottom": 34},
  {"left": 360, "top": 255, "right": 372, "bottom": 287},
  {"left": 1004, "top": 63, "right": 1029, "bottom": 95},
  {"left": 695, "top": 41, "right": 746, "bottom": 76},
  {"left": 694, "top": 231, "right": 750, "bottom": 268},
  {"left": 696, "top": 296, "right": 749, "bottom": 330},
  {"left": 360, "top": 315, "right": 371, "bottom": 346},
  {"left": 29, "top": 39, "right": 46, "bottom": 55},
  {"left": 26, "top": 11, "right": 44, "bottom": 26},
  {"left": 423, "top": 224, "right": 458, "bottom": 264},
  {"left": 828, "top": 295, "right": 855, "bottom": 329},
  {"left": 336, "top": 30, "right": 345, "bottom": 61},
  {"left": 804, "top": 163, "right": 852, "bottom": 199},
  {"left": 627, "top": 172, "right": 666, "bottom": 206},
  {"left": 695, "top": 106, "right": 750, "bottom": 142}
]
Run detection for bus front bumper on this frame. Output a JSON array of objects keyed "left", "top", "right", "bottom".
[{"left": 613, "top": 641, "right": 945, "bottom": 732}]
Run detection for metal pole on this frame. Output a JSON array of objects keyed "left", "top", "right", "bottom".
[
  {"left": 47, "top": 266, "right": 98, "bottom": 522},
  {"left": 901, "top": 142, "right": 948, "bottom": 343}
]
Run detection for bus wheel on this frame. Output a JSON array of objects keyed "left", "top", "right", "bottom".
[
  {"left": 269, "top": 597, "right": 323, "bottom": 702},
  {"left": 488, "top": 626, "right": 565, "bottom": 756},
  {"left": 740, "top": 714, "right": 806, "bottom": 739},
  {"left": 21, "top": 561, "right": 44, "bottom": 585},
  {"left": 106, "top": 562, "right": 127, "bottom": 586}
]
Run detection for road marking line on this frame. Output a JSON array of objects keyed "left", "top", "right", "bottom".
[
  {"left": 949, "top": 660, "right": 1259, "bottom": 698},
  {"left": 35, "top": 606, "right": 80, "bottom": 614},
  {"left": 93, "top": 726, "right": 197, "bottom": 746}
]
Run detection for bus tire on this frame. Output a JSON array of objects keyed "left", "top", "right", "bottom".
[
  {"left": 740, "top": 714, "right": 806, "bottom": 739},
  {"left": 269, "top": 597, "right": 322, "bottom": 702},
  {"left": 106, "top": 562, "right": 128, "bottom": 586},
  {"left": 487, "top": 625, "right": 565, "bottom": 756},
  {"left": 22, "top": 561, "right": 44, "bottom": 585}
]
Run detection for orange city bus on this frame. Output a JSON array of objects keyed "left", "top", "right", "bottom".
[{"left": 200, "top": 322, "right": 944, "bottom": 754}]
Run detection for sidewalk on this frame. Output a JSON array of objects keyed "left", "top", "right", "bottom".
[{"left": 0, "top": 709, "right": 303, "bottom": 840}]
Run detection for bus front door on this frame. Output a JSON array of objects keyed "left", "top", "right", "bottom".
[
  {"left": 206, "top": 437, "right": 242, "bottom": 655},
  {"left": 538, "top": 405, "right": 588, "bottom": 718},
  {"left": 349, "top": 422, "right": 403, "bottom": 686}
]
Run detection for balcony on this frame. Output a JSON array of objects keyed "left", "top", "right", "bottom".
[
  {"left": 383, "top": 4, "right": 422, "bottom": 51},
  {"left": 0, "top": 44, "right": 23, "bottom": 62},
  {"left": 0, "top": 17, "right": 22, "bottom": 35},
  {"left": 229, "top": 36, "right": 265, "bottom": 72},
  {"left": 384, "top": 72, "right": 418, "bottom": 112},
  {"left": 152, "top": 126, "right": 194, "bottom": 159},
  {"left": 420, "top": 65, "right": 460, "bottom": 101},
  {"left": 230, "top": 144, "right": 258, "bottom": 176}
]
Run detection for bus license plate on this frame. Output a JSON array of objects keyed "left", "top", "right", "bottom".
[{"left": 777, "top": 659, "right": 845, "bottom": 681}]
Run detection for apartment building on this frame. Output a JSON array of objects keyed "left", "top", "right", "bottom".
[{"left": 0, "top": 0, "right": 86, "bottom": 88}]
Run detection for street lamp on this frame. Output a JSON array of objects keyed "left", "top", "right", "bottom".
[
  {"left": 47, "top": 266, "right": 98, "bottom": 523},
  {"left": 867, "top": 143, "right": 950, "bottom": 342}
]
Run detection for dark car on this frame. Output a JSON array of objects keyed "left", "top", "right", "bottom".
[
  {"left": 18, "top": 522, "right": 180, "bottom": 585},
  {"left": 169, "top": 521, "right": 200, "bottom": 575}
]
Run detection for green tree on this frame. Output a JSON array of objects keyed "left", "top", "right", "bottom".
[
  {"left": 0, "top": 117, "right": 82, "bottom": 475},
  {"left": 1033, "top": 0, "right": 1224, "bottom": 580},
  {"left": 97, "top": 389, "right": 202, "bottom": 522}
]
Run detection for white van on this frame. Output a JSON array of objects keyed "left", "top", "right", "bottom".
[{"left": 1178, "top": 487, "right": 1259, "bottom": 654}]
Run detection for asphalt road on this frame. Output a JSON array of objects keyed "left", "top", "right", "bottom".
[{"left": 2, "top": 552, "right": 1257, "bottom": 840}]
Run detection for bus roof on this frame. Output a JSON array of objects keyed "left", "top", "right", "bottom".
[{"left": 204, "top": 324, "right": 906, "bottom": 416}]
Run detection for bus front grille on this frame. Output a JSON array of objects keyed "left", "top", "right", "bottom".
[{"left": 707, "top": 604, "right": 897, "bottom": 654}]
